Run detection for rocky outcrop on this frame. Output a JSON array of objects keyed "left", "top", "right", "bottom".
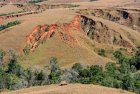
[
  {"left": 73, "top": 15, "right": 133, "bottom": 48},
  {"left": 24, "top": 15, "right": 133, "bottom": 53},
  {"left": 77, "top": 9, "right": 140, "bottom": 31}
]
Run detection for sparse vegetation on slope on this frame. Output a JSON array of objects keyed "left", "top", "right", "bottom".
[
  {"left": 0, "top": 48, "right": 140, "bottom": 93},
  {"left": 0, "top": 21, "right": 21, "bottom": 31},
  {"left": 77, "top": 9, "right": 140, "bottom": 31},
  {"left": 0, "top": 11, "right": 25, "bottom": 17},
  {"left": 28, "top": 0, "right": 48, "bottom": 3}
]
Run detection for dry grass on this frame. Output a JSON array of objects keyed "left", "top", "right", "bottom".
[
  {"left": 0, "top": 4, "right": 23, "bottom": 14},
  {"left": 0, "top": 0, "right": 140, "bottom": 68},
  {"left": 2, "top": 84, "right": 135, "bottom": 94}
]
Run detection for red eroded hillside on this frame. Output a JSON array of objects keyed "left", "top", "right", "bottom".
[{"left": 24, "top": 15, "right": 134, "bottom": 53}]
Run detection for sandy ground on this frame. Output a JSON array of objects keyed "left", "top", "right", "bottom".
[
  {"left": 0, "top": 4, "right": 23, "bottom": 14},
  {"left": 1, "top": 84, "right": 135, "bottom": 94}
]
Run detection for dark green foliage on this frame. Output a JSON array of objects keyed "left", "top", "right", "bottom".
[
  {"left": 134, "top": 73, "right": 140, "bottom": 93},
  {"left": 0, "top": 21, "right": 21, "bottom": 31},
  {"left": 0, "top": 49, "right": 5, "bottom": 66},
  {"left": 72, "top": 63, "right": 83, "bottom": 73},
  {"left": 113, "top": 50, "right": 125, "bottom": 64},
  {"left": 49, "top": 57, "right": 61, "bottom": 84},
  {"left": 28, "top": 0, "right": 47, "bottom": 3},
  {"left": 1, "top": 48, "right": 140, "bottom": 94},
  {"left": 90, "top": 65, "right": 103, "bottom": 76},
  {"left": 80, "top": 68, "right": 90, "bottom": 77}
]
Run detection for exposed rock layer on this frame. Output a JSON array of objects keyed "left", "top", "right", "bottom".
[
  {"left": 24, "top": 15, "right": 133, "bottom": 52},
  {"left": 77, "top": 9, "right": 140, "bottom": 31}
]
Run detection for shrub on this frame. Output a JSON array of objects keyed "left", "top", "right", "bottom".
[
  {"left": 60, "top": 69, "right": 79, "bottom": 83},
  {"left": 49, "top": 57, "right": 61, "bottom": 84},
  {"left": 0, "top": 49, "right": 5, "bottom": 66},
  {"left": 1, "top": 48, "right": 140, "bottom": 94},
  {"left": 0, "top": 21, "right": 21, "bottom": 31},
  {"left": 28, "top": 0, "right": 47, "bottom": 3},
  {"left": 72, "top": 63, "right": 83, "bottom": 73},
  {"left": 23, "top": 45, "right": 30, "bottom": 55},
  {"left": 98, "top": 49, "right": 106, "bottom": 57}
]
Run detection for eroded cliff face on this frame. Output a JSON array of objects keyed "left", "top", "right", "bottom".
[
  {"left": 73, "top": 15, "right": 133, "bottom": 48},
  {"left": 77, "top": 9, "right": 140, "bottom": 31},
  {"left": 24, "top": 15, "right": 133, "bottom": 53}
]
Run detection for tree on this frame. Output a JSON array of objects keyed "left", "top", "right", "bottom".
[
  {"left": 72, "top": 63, "right": 83, "bottom": 73},
  {"left": 122, "top": 74, "right": 135, "bottom": 91},
  {"left": 105, "top": 62, "right": 117, "bottom": 77},
  {"left": 79, "top": 68, "right": 90, "bottom": 78},
  {"left": 0, "top": 49, "right": 5, "bottom": 66},
  {"left": 60, "top": 69, "right": 79, "bottom": 83},
  {"left": 41, "top": 66, "right": 49, "bottom": 85},
  {"left": 135, "top": 48, "right": 140, "bottom": 69},
  {"left": 134, "top": 73, "right": 140, "bottom": 93},
  {"left": 113, "top": 50, "right": 125, "bottom": 64},
  {"left": 24, "top": 68, "right": 35, "bottom": 87},
  {"left": 90, "top": 65, "right": 103, "bottom": 76},
  {"left": 49, "top": 57, "right": 60, "bottom": 73},
  {"left": 49, "top": 57, "right": 61, "bottom": 84},
  {"left": 7, "top": 49, "right": 22, "bottom": 75}
]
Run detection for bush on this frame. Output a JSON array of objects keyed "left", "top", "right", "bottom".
[
  {"left": 28, "top": 0, "right": 47, "bottom": 3},
  {"left": 98, "top": 49, "right": 106, "bottom": 57},
  {"left": 0, "top": 49, "right": 5, "bottom": 66},
  {"left": 1, "top": 48, "right": 140, "bottom": 94},
  {"left": 49, "top": 57, "right": 61, "bottom": 84},
  {"left": 72, "top": 63, "right": 83, "bottom": 73},
  {"left": 0, "top": 21, "right": 21, "bottom": 31},
  {"left": 23, "top": 45, "right": 30, "bottom": 55}
]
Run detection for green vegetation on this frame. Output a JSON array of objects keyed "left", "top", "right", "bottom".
[
  {"left": 0, "top": 48, "right": 140, "bottom": 93},
  {"left": 0, "top": 11, "right": 26, "bottom": 17},
  {"left": 28, "top": 0, "right": 47, "bottom": 3},
  {"left": 98, "top": 49, "right": 106, "bottom": 57},
  {"left": 23, "top": 45, "right": 31, "bottom": 55},
  {"left": 90, "top": 0, "right": 98, "bottom": 1},
  {"left": 67, "top": 4, "right": 80, "bottom": 8},
  {"left": 0, "top": 21, "right": 21, "bottom": 31}
]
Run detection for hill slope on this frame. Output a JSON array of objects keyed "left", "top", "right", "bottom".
[
  {"left": 2, "top": 84, "right": 134, "bottom": 94},
  {"left": 0, "top": 8, "right": 140, "bottom": 68},
  {"left": 0, "top": 4, "right": 23, "bottom": 14}
]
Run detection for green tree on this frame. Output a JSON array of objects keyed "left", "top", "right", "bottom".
[
  {"left": 122, "top": 74, "right": 135, "bottom": 91},
  {"left": 90, "top": 65, "right": 103, "bottom": 76},
  {"left": 72, "top": 63, "right": 83, "bottom": 73},
  {"left": 0, "top": 49, "right": 5, "bottom": 66},
  {"left": 105, "top": 62, "right": 117, "bottom": 77},
  {"left": 113, "top": 50, "right": 125, "bottom": 64},
  {"left": 80, "top": 68, "right": 90, "bottom": 77},
  {"left": 49, "top": 57, "right": 61, "bottom": 84}
]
